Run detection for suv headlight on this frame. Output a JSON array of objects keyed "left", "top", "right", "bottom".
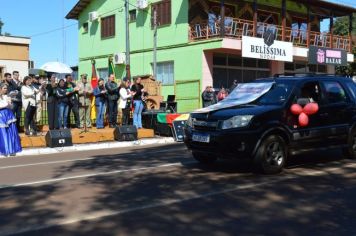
[
  {"left": 221, "top": 115, "right": 254, "bottom": 129},
  {"left": 186, "top": 115, "right": 193, "bottom": 128}
]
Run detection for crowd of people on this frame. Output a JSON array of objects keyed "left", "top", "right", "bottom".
[{"left": 0, "top": 70, "right": 147, "bottom": 156}]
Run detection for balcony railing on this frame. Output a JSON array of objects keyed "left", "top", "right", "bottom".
[{"left": 189, "top": 18, "right": 351, "bottom": 52}]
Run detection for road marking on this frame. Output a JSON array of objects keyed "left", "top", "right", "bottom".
[
  {"left": 0, "top": 176, "right": 289, "bottom": 236},
  {"left": 0, "top": 161, "right": 196, "bottom": 190},
  {"left": 0, "top": 148, "right": 189, "bottom": 170},
  {"left": 1, "top": 161, "right": 356, "bottom": 235}
]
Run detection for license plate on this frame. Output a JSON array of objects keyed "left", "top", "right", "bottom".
[{"left": 192, "top": 133, "right": 210, "bottom": 143}]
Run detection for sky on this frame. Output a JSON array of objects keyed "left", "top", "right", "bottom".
[{"left": 0, "top": 0, "right": 355, "bottom": 69}]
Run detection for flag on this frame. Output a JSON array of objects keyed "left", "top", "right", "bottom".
[
  {"left": 90, "top": 60, "right": 97, "bottom": 120},
  {"left": 91, "top": 60, "right": 98, "bottom": 88},
  {"left": 108, "top": 57, "right": 116, "bottom": 81}
]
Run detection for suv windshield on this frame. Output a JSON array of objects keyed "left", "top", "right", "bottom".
[{"left": 255, "top": 80, "right": 295, "bottom": 105}]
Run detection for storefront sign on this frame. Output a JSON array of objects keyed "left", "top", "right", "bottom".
[
  {"left": 242, "top": 36, "right": 293, "bottom": 62},
  {"left": 308, "top": 46, "right": 347, "bottom": 66}
]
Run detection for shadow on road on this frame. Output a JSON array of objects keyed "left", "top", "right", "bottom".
[{"left": 1, "top": 145, "right": 356, "bottom": 236}]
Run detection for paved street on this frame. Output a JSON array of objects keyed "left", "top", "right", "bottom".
[{"left": 0, "top": 144, "right": 356, "bottom": 236}]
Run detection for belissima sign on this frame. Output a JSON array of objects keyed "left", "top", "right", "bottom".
[
  {"left": 242, "top": 36, "right": 293, "bottom": 62},
  {"left": 308, "top": 46, "right": 347, "bottom": 66}
]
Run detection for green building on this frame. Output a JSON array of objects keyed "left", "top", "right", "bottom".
[{"left": 66, "top": 0, "right": 355, "bottom": 112}]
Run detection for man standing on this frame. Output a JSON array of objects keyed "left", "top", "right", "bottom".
[
  {"left": 202, "top": 86, "right": 217, "bottom": 108},
  {"left": 65, "top": 74, "right": 80, "bottom": 128},
  {"left": 77, "top": 74, "right": 93, "bottom": 129},
  {"left": 6, "top": 71, "right": 22, "bottom": 130},
  {"left": 105, "top": 74, "right": 119, "bottom": 128}
]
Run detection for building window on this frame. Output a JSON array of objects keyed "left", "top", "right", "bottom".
[
  {"left": 101, "top": 15, "right": 115, "bottom": 39},
  {"left": 156, "top": 61, "right": 174, "bottom": 85},
  {"left": 82, "top": 22, "right": 88, "bottom": 33},
  {"left": 129, "top": 9, "right": 137, "bottom": 22},
  {"left": 151, "top": 0, "right": 171, "bottom": 27}
]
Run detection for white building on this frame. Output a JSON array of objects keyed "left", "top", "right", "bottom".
[{"left": 0, "top": 35, "right": 31, "bottom": 80}]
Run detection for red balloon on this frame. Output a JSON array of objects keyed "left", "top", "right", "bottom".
[
  {"left": 290, "top": 104, "right": 303, "bottom": 115},
  {"left": 303, "top": 103, "right": 319, "bottom": 115},
  {"left": 298, "top": 112, "right": 309, "bottom": 127}
]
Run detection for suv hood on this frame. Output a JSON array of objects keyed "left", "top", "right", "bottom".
[{"left": 191, "top": 104, "right": 282, "bottom": 121}]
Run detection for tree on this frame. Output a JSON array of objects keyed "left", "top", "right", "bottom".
[{"left": 333, "top": 13, "right": 356, "bottom": 76}]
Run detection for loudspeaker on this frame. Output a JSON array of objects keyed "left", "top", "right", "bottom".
[
  {"left": 167, "top": 102, "right": 177, "bottom": 113},
  {"left": 114, "top": 125, "right": 138, "bottom": 141},
  {"left": 159, "top": 102, "right": 167, "bottom": 111},
  {"left": 45, "top": 130, "right": 73, "bottom": 148}
]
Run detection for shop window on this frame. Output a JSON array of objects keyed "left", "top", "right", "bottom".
[
  {"left": 258, "top": 60, "right": 269, "bottom": 69},
  {"left": 152, "top": 0, "right": 171, "bottom": 27},
  {"left": 82, "top": 22, "right": 88, "bottom": 33},
  {"left": 228, "top": 56, "right": 242, "bottom": 67},
  {"left": 101, "top": 15, "right": 115, "bottom": 39},
  {"left": 213, "top": 55, "right": 227, "bottom": 66},
  {"left": 285, "top": 62, "right": 294, "bottom": 71},
  {"left": 243, "top": 58, "right": 257, "bottom": 68},
  {"left": 156, "top": 61, "right": 174, "bottom": 85},
  {"left": 129, "top": 9, "right": 137, "bottom": 22}
]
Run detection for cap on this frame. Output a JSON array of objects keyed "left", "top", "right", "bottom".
[
  {"left": 123, "top": 77, "right": 128, "bottom": 82},
  {"left": 81, "top": 73, "right": 88, "bottom": 77}
]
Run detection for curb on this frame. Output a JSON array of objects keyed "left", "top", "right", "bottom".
[{"left": 14, "top": 137, "right": 176, "bottom": 157}]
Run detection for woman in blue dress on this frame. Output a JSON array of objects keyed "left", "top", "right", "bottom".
[{"left": 0, "top": 83, "right": 22, "bottom": 156}]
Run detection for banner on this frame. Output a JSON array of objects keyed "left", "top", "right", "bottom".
[
  {"left": 242, "top": 36, "right": 293, "bottom": 62},
  {"left": 308, "top": 46, "right": 347, "bottom": 66},
  {"left": 194, "top": 82, "right": 274, "bottom": 113}
]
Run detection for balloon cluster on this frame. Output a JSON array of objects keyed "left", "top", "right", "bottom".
[{"left": 290, "top": 103, "right": 319, "bottom": 127}]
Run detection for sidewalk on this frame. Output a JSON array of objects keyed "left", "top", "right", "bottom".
[{"left": 13, "top": 137, "right": 176, "bottom": 157}]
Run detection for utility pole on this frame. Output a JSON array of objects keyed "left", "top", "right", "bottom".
[
  {"left": 125, "top": 0, "right": 131, "bottom": 80},
  {"left": 153, "top": 6, "right": 157, "bottom": 80}
]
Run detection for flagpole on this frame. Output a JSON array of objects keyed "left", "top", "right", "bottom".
[{"left": 125, "top": 0, "right": 131, "bottom": 80}]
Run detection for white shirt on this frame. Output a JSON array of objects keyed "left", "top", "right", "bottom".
[
  {"left": 0, "top": 95, "right": 12, "bottom": 109},
  {"left": 119, "top": 87, "right": 132, "bottom": 109}
]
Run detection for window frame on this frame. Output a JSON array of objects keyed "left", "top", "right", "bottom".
[
  {"left": 129, "top": 9, "right": 137, "bottom": 22},
  {"left": 101, "top": 15, "right": 116, "bottom": 39},
  {"left": 151, "top": 0, "right": 171, "bottom": 28},
  {"left": 82, "top": 22, "right": 89, "bottom": 34},
  {"left": 154, "top": 61, "right": 174, "bottom": 86}
]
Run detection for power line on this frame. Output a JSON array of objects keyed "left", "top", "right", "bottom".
[
  {"left": 30, "top": 23, "right": 77, "bottom": 38},
  {"left": 29, "top": 6, "right": 125, "bottom": 38}
]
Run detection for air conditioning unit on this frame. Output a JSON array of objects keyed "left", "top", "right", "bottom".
[
  {"left": 113, "top": 53, "right": 126, "bottom": 65},
  {"left": 89, "top": 11, "right": 99, "bottom": 22},
  {"left": 137, "top": 0, "right": 148, "bottom": 10}
]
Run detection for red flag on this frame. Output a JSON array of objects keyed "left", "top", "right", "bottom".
[{"left": 91, "top": 60, "right": 98, "bottom": 88}]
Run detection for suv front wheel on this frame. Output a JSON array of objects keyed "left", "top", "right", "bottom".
[
  {"left": 342, "top": 129, "right": 356, "bottom": 159},
  {"left": 254, "top": 135, "right": 287, "bottom": 174}
]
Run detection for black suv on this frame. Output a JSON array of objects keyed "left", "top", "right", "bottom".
[{"left": 184, "top": 74, "right": 356, "bottom": 174}]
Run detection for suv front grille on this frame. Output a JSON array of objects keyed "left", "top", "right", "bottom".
[{"left": 193, "top": 120, "right": 218, "bottom": 131}]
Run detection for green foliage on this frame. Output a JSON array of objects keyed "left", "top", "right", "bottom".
[{"left": 334, "top": 14, "right": 356, "bottom": 76}]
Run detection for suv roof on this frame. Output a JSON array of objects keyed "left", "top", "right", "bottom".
[{"left": 255, "top": 73, "right": 349, "bottom": 82}]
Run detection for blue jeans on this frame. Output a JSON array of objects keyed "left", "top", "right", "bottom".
[
  {"left": 96, "top": 102, "right": 106, "bottom": 128},
  {"left": 58, "top": 103, "right": 69, "bottom": 128},
  {"left": 133, "top": 100, "right": 143, "bottom": 128}
]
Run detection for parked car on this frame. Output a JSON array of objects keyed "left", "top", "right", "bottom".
[{"left": 184, "top": 74, "right": 356, "bottom": 174}]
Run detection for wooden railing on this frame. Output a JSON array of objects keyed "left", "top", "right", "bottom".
[{"left": 189, "top": 18, "right": 351, "bottom": 52}]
